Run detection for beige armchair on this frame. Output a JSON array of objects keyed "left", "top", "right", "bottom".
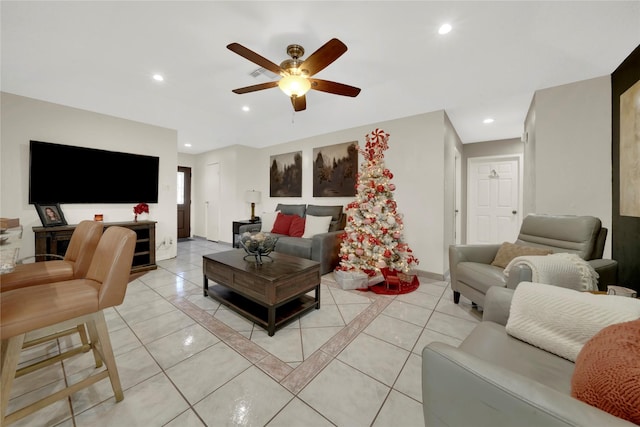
[{"left": 449, "top": 215, "right": 618, "bottom": 307}]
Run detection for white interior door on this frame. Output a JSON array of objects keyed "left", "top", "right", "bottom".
[
  {"left": 205, "top": 162, "right": 220, "bottom": 241},
  {"left": 467, "top": 156, "right": 521, "bottom": 244}
]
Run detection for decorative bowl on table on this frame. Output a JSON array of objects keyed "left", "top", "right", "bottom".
[{"left": 239, "top": 232, "right": 278, "bottom": 265}]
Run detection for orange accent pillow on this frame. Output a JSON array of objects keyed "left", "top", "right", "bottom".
[
  {"left": 271, "top": 213, "right": 294, "bottom": 235},
  {"left": 491, "top": 242, "right": 553, "bottom": 268},
  {"left": 571, "top": 319, "right": 640, "bottom": 424},
  {"left": 288, "top": 215, "right": 306, "bottom": 238}
]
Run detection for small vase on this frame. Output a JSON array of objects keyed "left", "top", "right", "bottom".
[{"left": 134, "top": 214, "right": 138, "bottom": 222}]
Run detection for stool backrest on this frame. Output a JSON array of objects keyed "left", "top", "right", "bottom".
[
  {"left": 85, "top": 226, "right": 136, "bottom": 309},
  {"left": 65, "top": 220, "right": 104, "bottom": 278}
]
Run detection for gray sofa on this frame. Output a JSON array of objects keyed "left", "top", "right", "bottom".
[
  {"left": 238, "top": 204, "right": 346, "bottom": 275},
  {"left": 422, "top": 286, "right": 637, "bottom": 427},
  {"left": 449, "top": 214, "right": 618, "bottom": 307}
]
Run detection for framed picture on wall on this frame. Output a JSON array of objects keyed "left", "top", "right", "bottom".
[
  {"left": 313, "top": 141, "right": 358, "bottom": 197},
  {"left": 270, "top": 151, "right": 302, "bottom": 197},
  {"left": 35, "top": 203, "right": 67, "bottom": 227}
]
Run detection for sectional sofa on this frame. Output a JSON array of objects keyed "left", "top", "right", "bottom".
[{"left": 238, "top": 203, "right": 346, "bottom": 275}]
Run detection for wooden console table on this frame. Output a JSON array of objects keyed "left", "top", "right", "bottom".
[{"left": 33, "top": 220, "right": 157, "bottom": 274}]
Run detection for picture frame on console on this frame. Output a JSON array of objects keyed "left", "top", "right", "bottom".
[{"left": 35, "top": 203, "right": 67, "bottom": 227}]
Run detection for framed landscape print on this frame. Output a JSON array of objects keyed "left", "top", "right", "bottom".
[
  {"left": 270, "top": 151, "right": 302, "bottom": 197},
  {"left": 313, "top": 141, "right": 358, "bottom": 197}
]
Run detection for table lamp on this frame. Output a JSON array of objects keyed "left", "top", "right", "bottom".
[{"left": 244, "top": 190, "right": 261, "bottom": 222}]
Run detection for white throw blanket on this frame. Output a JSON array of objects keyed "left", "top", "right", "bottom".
[
  {"left": 506, "top": 282, "right": 640, "bottom": 361},
  {"left": 503, "top": 252, "right": 599, "bottom": 291}
]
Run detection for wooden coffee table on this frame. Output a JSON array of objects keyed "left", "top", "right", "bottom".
[{"left": 203, "top": 250, "right": 321, "bottom": 336}]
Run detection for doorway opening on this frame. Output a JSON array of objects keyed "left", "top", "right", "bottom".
[{"left": 177, "top": 166, "right": 192, "bottom": 239}]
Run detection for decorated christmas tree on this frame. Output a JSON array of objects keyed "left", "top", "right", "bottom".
[{"left": 336, "top": 128, "right": 418, "bottom": 276}]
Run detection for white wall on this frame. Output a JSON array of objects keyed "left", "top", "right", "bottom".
[
  {"left": 0, "top": 92, "right": 178, "bottom": 260},
  {"left": 524, "top": 76, "right": 612, "bottom": 256},
  {"left": 443, "top": 113, "right": 464, "bottom": 273},
  {"left": 191, "top": 111, "right": 449, "bottom": 276}
]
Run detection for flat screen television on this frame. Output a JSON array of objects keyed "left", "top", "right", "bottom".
[{"left": 29, "top": 140, "right": 159, "bottom": 204}]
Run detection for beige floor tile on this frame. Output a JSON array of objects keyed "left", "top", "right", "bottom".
[
  {"left": 395, "top": 290, "right": 440, "bottom": 309},
  {"left": 129, "top": 309, "right": 195, "bottom": 344},
  {"left": 115, "top": 299, "right": 177, "bottom": 325},
  {"left": 299, "top": 304, "right": 345, "bottom": 328},
  {"left": 337, "top": 333, "right": 410, "bottom": 386},
  {"left": 165, "top": 342, "right": 251, "bottom": 404},
  {"left": 164, "top": 409, "right": 206, "bottom": 427},
  {"left": 393, "top": 353, "right": 423, "bottom": 402},
  {"left": 266, "top": 397, "right": 334, "bottom": 427},
  {"left": 425, "top": 311, "right": 478, "bottom": 341},
  {"left": 214, "top": 307, "right": 255, "bottom": 332},
  {"left": 337, "top": 302, "right": 371, "bottom": 324},
  {"left": 145, "top": 323, "right": 220, "bottom": 369},
  {"left": 251, "top": 328, "right": 303, "bottom": 363},
  {"left": 301, "top": 326, "right": 344, "bottom": 358},
  {"left": 382, "top": 300, "right": 433, "bottom": 327},
  {"left": 298, "top": 359, "right": 390, "bottom": 427},
  {"left": 73, "top": 373, "right": 188, "bottom": 426},
  {"left": 6, "top": 378, "right": 72, "bottom": 427},
  {"left": 372, "top": 389, "right": 423, "bottom": 427},
  {"left": 364, "top": 313, "right": 423, "bottom": 351},
  {"left": 193, "top": 366, "right": 293, "bottom": 426}
]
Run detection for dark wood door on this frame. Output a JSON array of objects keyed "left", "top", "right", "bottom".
[{"left": 177, "top": 166, "right": 191, "bottom": 239}]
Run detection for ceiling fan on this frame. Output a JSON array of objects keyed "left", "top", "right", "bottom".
[{"left": 227, "top": 38, "right": 361, "bottom": 112}]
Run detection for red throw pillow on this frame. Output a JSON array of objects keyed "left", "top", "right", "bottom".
[
  {"left": 571, "top": 319, "right": 640, "bottom": 424},
  {"left": 289, "top": 215, "right": 306, "bottom": 237},
  {"left": 271, "top": 213, "right": 294, "bottom": 235}
]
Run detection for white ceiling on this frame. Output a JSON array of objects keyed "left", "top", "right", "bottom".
[{"left": 2, "top": 1, "right": 639, "bottom": 154}]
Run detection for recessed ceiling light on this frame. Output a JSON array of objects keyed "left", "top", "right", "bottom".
[
  {"left": 483, "top": 118, "right": 495, "bottom": 124},
  {"left": 438, "top": 23, "right": 452, "bottom": 35},
  {"left": 184, "top": 143, "right": 192, "bottom": 147},
  {"left": 242, "top": 106, "right": 250, "bottom": 112},
  {"left": 152, "top": 74, "right": 164, "bottom": 82}
]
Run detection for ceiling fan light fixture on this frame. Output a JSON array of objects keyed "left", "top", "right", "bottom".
[{"left": 278, "top": 74, "right": 311, "bottom": 97}]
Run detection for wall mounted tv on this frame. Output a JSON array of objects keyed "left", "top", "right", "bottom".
[{"left": 29, "top": 140, "right": 159, "bottom": 204}]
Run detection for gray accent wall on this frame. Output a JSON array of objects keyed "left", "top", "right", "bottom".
[{"left": 523, "top": 76, "right": 612, "bottom": 257}]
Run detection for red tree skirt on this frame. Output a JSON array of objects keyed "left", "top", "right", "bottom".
[{"left": 363, "top": 268, "right": 420, "bottom": 295}]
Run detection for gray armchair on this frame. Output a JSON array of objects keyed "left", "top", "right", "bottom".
[
  {"left": 421, "top": 286, "right": 637, "bottom": 427},
  {"left": 449, "top": 215, "right": 618, "bottom": 307}
]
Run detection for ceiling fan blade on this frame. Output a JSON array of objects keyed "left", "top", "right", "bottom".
[
  {"left": 227, "top": 43, "right": 284, "bottom": 75},
  {"left": 232, "top": 81, "right": 279, "bottom": 94},
  {"left": 300, "top": 38, "right": 347, "bottom": 76},
  {"left": 309, "top": 79, "right": 361, "bottom": 97},
  {"left": 291, "top": 95, "right": 306, "bottom": 111}
]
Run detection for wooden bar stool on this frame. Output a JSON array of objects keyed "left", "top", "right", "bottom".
[
  {"left": 1, "top": 226, "right": 136, "bottom": 425},
  {"left": 1, "top": 220, "right": 104, "bottom": 372},
  {"left": 1, "top": 220, "right": 103, "bottom": 292}
]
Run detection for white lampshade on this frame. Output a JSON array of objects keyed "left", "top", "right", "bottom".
[
  {"left": 244, "top": 190, "right": 261, "bottom": 204},
  {"left": 278, "top": 75, "right": 311, "bottom": 97}
]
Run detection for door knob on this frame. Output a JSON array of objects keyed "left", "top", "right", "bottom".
[{"left": 512, "top": 210, "right": 517, "bottom": 214}]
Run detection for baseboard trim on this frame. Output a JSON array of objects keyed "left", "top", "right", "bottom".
[{"left": 412, "top": 269, "right": 445, "bottom": 281}]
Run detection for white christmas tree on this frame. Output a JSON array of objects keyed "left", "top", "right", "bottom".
[{"left": 336, "top": 128, "right": 418, "bottom": 276}]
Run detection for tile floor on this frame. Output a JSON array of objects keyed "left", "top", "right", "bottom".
[{"left": 7, "top": 238, "right": 482, "bottom": 427}]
